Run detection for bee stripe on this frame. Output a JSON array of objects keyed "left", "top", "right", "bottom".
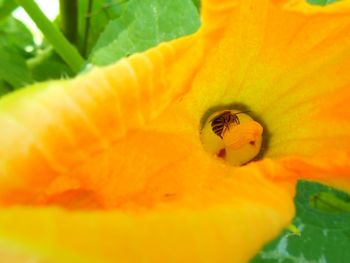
[{"left": 210, "top": 111, "right": 242, "bottom": 139}]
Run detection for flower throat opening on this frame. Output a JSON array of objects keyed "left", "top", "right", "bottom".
[{"left": 200, "top": 109, "right": 263, "bottom": 166}]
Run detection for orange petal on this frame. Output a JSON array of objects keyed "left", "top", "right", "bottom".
[
  {"left": 184, "top": 0, "right": 350, "bottom": 114},
  {"left": 0, "top": 1, "right": 348, "bottom": 261},
  {"left": 0, "top": 35, "right": 203, "bottom": 205},
  {"left": 280, "top": 152, "right": 350, "bottom": 193},
  {"left": 200, "top": 0, "right": 237, "bottom": 37},
  {"left": 0, "top": 91, "right": 296, "bottom": 262},
  {"left": 0, "top": 162, "right": 295, "bottom": 263},
  {"left": 252, "top": 3, "right": 350, "bottom": 189},
  {"left": 182, "top": 0, "right": 350, "bottom": 191}
]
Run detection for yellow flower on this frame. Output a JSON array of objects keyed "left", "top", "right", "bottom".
[{"left": 1, "top": 0, "right": 350, "bottom": 262}]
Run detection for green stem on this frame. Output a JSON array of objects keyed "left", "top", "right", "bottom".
[
  {"left": 26, "top": 46, "right": 53, "bottom": 70},
  {"left": 59, "top": 0, "right": 78, "bottom": 45},
  {"left": 15, "top": 0, "right": 85, "bottom": 73},
  {"left": 82, "top": 0, "right": 93, "bottom": 57}
]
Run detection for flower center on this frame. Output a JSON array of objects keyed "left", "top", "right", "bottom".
[{"left": 200, "top": 109, "right": 263, "bottom": 166}]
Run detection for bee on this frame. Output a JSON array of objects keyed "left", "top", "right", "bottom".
[{"left": 210, "top": 110, "right": 246, "bottom": 139}]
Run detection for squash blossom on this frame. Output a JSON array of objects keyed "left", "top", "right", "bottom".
[{"left": 1, "top": 0, "right": 350, "bottom": 262}]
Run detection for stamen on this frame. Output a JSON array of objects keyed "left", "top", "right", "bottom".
[{"left": 200, "top": 109, "right": 263, "bottom": 166}]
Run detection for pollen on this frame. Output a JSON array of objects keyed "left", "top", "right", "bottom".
[{"left": 200, "top": 109, "right": 263, "bottom": 166}]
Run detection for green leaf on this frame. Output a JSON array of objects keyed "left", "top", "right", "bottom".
[
  {"left": 251, "top": 181, "right": 350, "bottom": 263},
  {"left": 0, "top": 16, "right": 34, "bottom": 90},
  {"left": 192, "top": 0, "right": 200, "bottom": 10},
  {"left": 78, "top": 0, "right": 130, "bottom": 57},
  {"left": 310, "top": 192, "right": 350, "bottom": 213},
  {"left": 29, "top": 50, "right": 74, "bottom": 82},
  {"left": 90, "top": 0, "right": 200, "bottom": 66},
  {"left": 0, "top": 80, "right": 13, "bottom": 98},
  {"left": 0, "top": 0, "right": 18, "bottom": 21},
  {"left": 0, "top": 17, "right": 34, "bottom": 57},
  {"left": 307, "top": 0, "right": 338, "bottom": 6},
  {"left": 0, "top": 46, "right": 32, "bottom": 88}
]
